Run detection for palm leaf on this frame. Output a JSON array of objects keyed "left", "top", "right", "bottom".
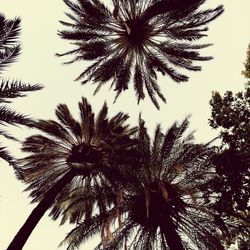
[
  {"left": 0, "top": 106, "right": 32, "bottom": 126},
  {"left": 0, "top": 80, "right": 42, "bottom": 102}
]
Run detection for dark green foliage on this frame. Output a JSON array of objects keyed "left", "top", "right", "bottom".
[
  {"left": 62, "top": 117, "right": 235, "bottom": 250},
  {"left": 211, "top": 150, "right": 249, "bottom": 217},
  {"left": 209, "top": 89, "right": 250, "bottom": 162},
  {"left": 209, "top": 44, "right": 250, "bottom": 248},
  {"left": 209, "top": 44, "right": 250, "bottom": 162},
  {"left": 58, "top": 0, "right": 224, "bottom": 109},
  {"left": 0, "top": 13, "right": 42, "bottom": 169},
  {"left": 242, "top": 44, "right": 250, "bottom": 80}
]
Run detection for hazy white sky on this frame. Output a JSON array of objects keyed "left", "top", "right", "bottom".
[{"left": 0, "top": 0, "right": 250, "bottom": 249}]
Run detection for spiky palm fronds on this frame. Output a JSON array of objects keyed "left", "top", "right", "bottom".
[
  {"left": 7, "top": 97, "right": 137, "bottom": 250},
  {"left": 0, "top": 81, "right": 42, "bottom": 168},
  {"left": 0, "top": 146, "right": 16, "bottom": 166},
  {"left": 0, "top": 13, "right": 42, "bottom": 168},
  {"left": 0, "top": 80, "right": 42, "bottom": 127},
  {"left": 0, "top": 80, "right": 42, "bottom": 102},
  {"left": 58, "top": 0, "right": 224, "bottom": 109},
  {"left": 0, "top": 13, "right": 21, "bottom": 72},
  {"left": 21, "top": 97, "right": 136, "bottom": 206},
  {"left": 63, "top": 117, "right": 235, "bottom": 250}
]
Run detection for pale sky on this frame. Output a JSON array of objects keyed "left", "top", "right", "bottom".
[{"left": 0, "top": 0, "right": 250, "bottom": 249}]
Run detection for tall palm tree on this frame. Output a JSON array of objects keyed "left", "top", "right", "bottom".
[
  {"left": 57, "top": 0, "right": 224, "bottom": 109},
  {"left": 0, "top": 13, "right": 42, "bottom": 171},
  {"left": 7, "top": 97, "right": 137, "bottom": 250},
  {"left": 62, "top": 117, "right": 234, "bottom": 250}
]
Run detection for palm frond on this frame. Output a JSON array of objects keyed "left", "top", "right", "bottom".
[
  {"left": 78, "top": 97, "right": 95, "bottom": 143},
  {"left": 30, "top": 119, "right": 74, "bottom": 144},
  {"left": 0, "top": 105, "right": 32, "bottom": 126},
  {"left": 55, "top": 103, "right": 82, "bottom": 138},
  {"left": 140, "top": 0, "right": 205, "bottom": 22},
  {"left": 0, "top": 14, "right": 21, "bottom": 48},
  {"left": 0, "top": 80, "right": 42, "bottom": 102},
  {"left": 60, "top": 210, "right": 115, "bottom": 250},
  {"left": 0, "top": 145, "right": 23, "bottom": 179},
  {"left": 0, "top": 45, "right": 21, "bottom": 72},
  {"left": 0, "top": 145, "right": 16, "bottom": 166},
  {"left": 134, "top": 63, "right": 145, "bottom": 103},
  {"left": 0, "top": 13, "right": 21, "bottom": 72}
]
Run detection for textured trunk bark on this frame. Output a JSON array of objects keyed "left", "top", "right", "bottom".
[
  {"left": 160, "top": 216, "right": 185, "bottom": 250},
  {"left": 7, "top": 170, "right": 75, "bottom": 250}
]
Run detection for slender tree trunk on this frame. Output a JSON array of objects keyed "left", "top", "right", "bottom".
[
  {"left": 7, "top": 170, "right": 75, "bottom": 250},
  {"left": 160, "top": 216, "right": 185, "bottom": 250}
]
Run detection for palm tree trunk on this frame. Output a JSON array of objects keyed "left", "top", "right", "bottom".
[
  {"left": 160, "top": 216, "right": 185, "bottom": 250},
  {"left": 7, "top": 170, "right": 75, "bottom": 250}
]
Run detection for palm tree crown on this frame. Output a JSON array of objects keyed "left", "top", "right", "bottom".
[
  {"left": 7, "top": 97, "right": 136, "bottom": 250},
  {"left": 0, "top": 13, "right": 42, "bottom": 169},
  {"left": 58, "top": 0, "right": 224, "bottom": 109},
  {"left": 62, "top": 117, "right": 234, "bottom": 250},
  {"left": 20, "top": 98, "right": 136, "bottom": 206}
]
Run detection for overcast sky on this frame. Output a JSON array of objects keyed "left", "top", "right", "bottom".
[{"left": 0, "top": 0, "right": 250, "bottom": 249}]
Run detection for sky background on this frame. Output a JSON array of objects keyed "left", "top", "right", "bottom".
[{"left": 0, "top": 0, "right": 250, "bottom": 249}]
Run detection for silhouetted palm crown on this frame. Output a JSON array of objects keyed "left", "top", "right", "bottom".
[
  {"left": 0, "top": 13, "right": 41, "bottom": 168},
  {"left": 20, "top": 98, "right": 136, "bottom": 221},
  {"left": 58, "top": 0, "right": 224, "bottom": 108},
  {"left": 62, "top": 118, "right": 233, "bottom": 250}
]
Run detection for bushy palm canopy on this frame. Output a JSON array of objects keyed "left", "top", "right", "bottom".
[
  {"left": 19, "top": 97, "right": 136, "bottom": 219},
  {"left": 7, "top": 97, "right": 136, "bottom": 250},
  {"left": 0, "top": 13, "right": 42, "bottom": 168},
  {"left": 58, "top": 0, "right": 224, "bottom": 109},
  {"left": 62, "top": 117, "right": 237, "bottom": 250}
]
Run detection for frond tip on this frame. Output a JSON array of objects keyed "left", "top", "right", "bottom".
[
  {"left": 0, "top": 80, "right": 43, "bottom": 102},
  {"left": 0, "top": 13, "right": 21, "bottom": 72},
  {"left": 0, "top": 106, "right": 33, "bottom": 126}
]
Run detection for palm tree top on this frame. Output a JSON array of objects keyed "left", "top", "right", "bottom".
[
  {"left": 19, "top": 97, "right": 137, "bottom": 220},
  {"left": 62, "top": 117, "right": 235, "bottom": 250},
  {"left": 58, "top": 0, "right": 224, "bottom": 109}
]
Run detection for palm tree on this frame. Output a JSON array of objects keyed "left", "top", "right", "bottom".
[
  {"left": 7, "top": 97, "right": 137, "bottom": 250},
  {"left": 57, "top": 0, "right": 224, "bottom": 109},
  {"left": 0, "top": 13, "right": 42, "bottom": 171},
  {"left": 62, "top": 117, "right": 234, "bottom": 250}
]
